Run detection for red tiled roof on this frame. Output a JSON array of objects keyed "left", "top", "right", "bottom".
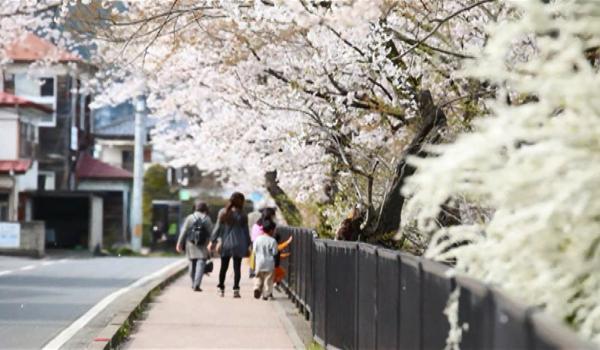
[
  {"left": 76, "top": 153, "right": 133, "bottom": 181},
  {"left": 0, "top": 159, "right": 32, "bottom": 174},
  {"left": 0, "top": 91, "right": 53, "bottom": 113},
  {"left": 5, "top": 32, "right": 80, "bottom": 62}
]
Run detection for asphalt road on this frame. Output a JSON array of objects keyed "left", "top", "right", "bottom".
[{"left": 0, "top": 254, "right": 182, "bottom": 349}]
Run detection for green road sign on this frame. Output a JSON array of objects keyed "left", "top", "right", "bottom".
[{"left": 179, "top": 189, "right": 190, "bottom": 201}]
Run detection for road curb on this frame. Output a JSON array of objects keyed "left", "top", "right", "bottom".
[
  {"left": 273, "top": 294, "right": 307, "bottom": 349},
  {"left": 87, "top": 260, "right": 187, "bottom": 350}
]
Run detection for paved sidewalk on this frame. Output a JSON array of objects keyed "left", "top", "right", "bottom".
[{"left": 124, "top": 259, "right": 304, "bottom": 349}]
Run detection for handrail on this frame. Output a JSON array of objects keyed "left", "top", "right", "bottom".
[{"left": 276, "top": 226, "right": 594, "bottom": 350}]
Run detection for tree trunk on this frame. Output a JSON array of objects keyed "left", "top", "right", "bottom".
[
  {"left": 363, "top": 90, "right": 447, "bottom": 238},
  {"left": 265, "top": 170, "right": 303, "bottom": 227}
]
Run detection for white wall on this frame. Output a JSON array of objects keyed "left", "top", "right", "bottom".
[
  {"left": 15, "top": 74, "right": 43, "bottom": 97},
  {"left": 98, "top": 143, "right": 134, "bottom": 169},
  {"left": 4, "top": 63, "right": 84, "bottom": 128},
  {"left": 15, "top": 161, "right": 38, "bottom": 192},
  {"left": 100, "top": 146, "right": 123, "bottom": 168},
  {"left": 37, "top": 171, "right": 55, "bottom": 191},
  {"left": 0, "top": 110, "right": 18, "bottom": 160}
]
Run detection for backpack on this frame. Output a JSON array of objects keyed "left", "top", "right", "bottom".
[{"left": 187, "top": 213, "right": 209, "bottom": 247}]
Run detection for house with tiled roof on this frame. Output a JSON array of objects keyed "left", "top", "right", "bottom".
[
  {"left": 1, "top": 32, "right": 92, "bottom": 190},
  {"left": 0, "top": 91, "right": 50, "bottom": 222},
  {"left": 93, "top": 104, "right": 155, "bottom": 172},
  {"left": 0, "top": 33, "right": 133, "bottom": 252}
]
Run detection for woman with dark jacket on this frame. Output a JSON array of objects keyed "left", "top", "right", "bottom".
[{"left": 208, "top": 192, "right": 251, "bottom": 298}]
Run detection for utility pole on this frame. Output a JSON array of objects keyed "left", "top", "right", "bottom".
[{"left": 130, "top": 95, "right": 146, "bottom": 252}]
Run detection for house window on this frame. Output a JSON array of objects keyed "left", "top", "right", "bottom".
[
  {"left": 0, "top": 193, "right": 9, "bottom": 221},
  {"left": 40, "top": 77, "right": 54, "bottom": 96},
  {"left": 19, "top": 122, "right": 28, "bottom": 158},
  {"left": 3, "top": 73, "right": 15, "bottom": 94},
  {"left": 122, "top": 150, "right": 134, "bottom": 172},
  {"left": 19, "top": 121, "right": 38, "bottom": 158},
  {"left": 79, "top": 93, "right": 86, "bottom": 130},
  {"left": 37, "top": 174, "right": 46, "bottom": 190}
]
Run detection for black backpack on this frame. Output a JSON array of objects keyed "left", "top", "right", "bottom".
[{"left": 187, "top": 214, "right": 209, "bottom": 247}]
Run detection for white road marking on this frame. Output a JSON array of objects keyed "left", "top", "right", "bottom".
[
  {"left": 42, "top": 259, "right": 186, "bottom": 350},
  {"left": 0, "top": 259, "right": 64, "bottom": 276}
]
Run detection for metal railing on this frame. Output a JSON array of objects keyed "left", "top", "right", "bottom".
[{"left": 276, "top": 227, "right": 593, "bottom": 350}]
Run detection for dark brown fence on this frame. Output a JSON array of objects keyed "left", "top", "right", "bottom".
[{"left": 276, "top": 227, "right": 593, "bottom": 350}]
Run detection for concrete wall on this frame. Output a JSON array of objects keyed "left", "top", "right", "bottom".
[
  {"left": 89, "top": 196, "right": 103, "bottom": 251},
  {"left": 0, "top": 221, "right": 45, "bottom": 258}
]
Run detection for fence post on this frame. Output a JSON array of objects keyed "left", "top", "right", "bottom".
[
  {"left": 419, "top": 260, "right": 424, "bottom": 350},
  {"left": 374, "top": 247, "right": 379, "bottom": 350},
  {"left": 456, "top": 276, "right": 494, "bottom": 350},
  {"left": 357, "top": 244, "right": 377, "bottom": 349},
  {"left": 399, "top": 254, "right": 423, "bottom": 350},
  {"left": 295, "top": 228, "right": 301, "bottom": 309},
  {"left": 397, "top": 253, "right": 402, "bottom": 349},
  {"left": 376, "top": 249, "right": 401, "bottom": 349},
  {"left": 324, "top": 241, "right": 328, "bottom": 347},
  {"left": 306, "top": 230, "right": 315, "bottom": 320},
  {"left": 311, "top": 237, "right": 316, "bottom": 339},
  {"left": 354, "top": 244, "right": 360, "bottom": 350},
  {"left": 297, "top": 228, "right": 302, "bottom": 308}
]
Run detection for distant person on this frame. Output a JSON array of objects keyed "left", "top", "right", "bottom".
[
  {"left": 335, "top": 206, "right": 363, "bottom": 241},
  {"left": 252, "top": 219, "right": 278, "bottom": 300},
  {"left": 151, "top": 221, "right": 163, "bottom": 245},
  {"left": 249, "top": 207, "right": 277, "bottom": 278},
  {"left": 251, "top": 207, "right": 277, "bottom": 242},
  {"left": 247, "top": 207, "right": 261, "bottom": 233},
  {"left": 250, "top": 207, "right": 280, "bottom": 277},
  {"left": 208, "top": 192, "right": 251, "bottom": 298},
  {"left": 176, "top": 201, "right": 213, "bottom": 292}
]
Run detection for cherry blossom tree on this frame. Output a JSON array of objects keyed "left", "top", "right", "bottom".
[{"left": 82, "top": 0, "right": 501, "bottom": 237}]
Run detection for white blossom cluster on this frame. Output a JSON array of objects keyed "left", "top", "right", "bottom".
[{"left": 403, "top": 0, "right": 600, "bottom": 343}]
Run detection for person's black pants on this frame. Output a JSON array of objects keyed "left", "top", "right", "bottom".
[{"left": 218, "top": 256, "right": 242, "bottom": 290}]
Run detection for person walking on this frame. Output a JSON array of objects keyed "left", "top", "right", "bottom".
[
  {"left": 252, "top": 219, "right": 278, "bottom": 300},
  {"left": 249, "top": 207, "right": 278, "bottom": 278},
  {"left": 176, "top": 201, "right": 213, "bottom": 292},
  {"left": 208, "top": 192, "right": 251, "bottom": 298},
  {"left": 250, "top": 207, "right": 277, "bottom": 242}
]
